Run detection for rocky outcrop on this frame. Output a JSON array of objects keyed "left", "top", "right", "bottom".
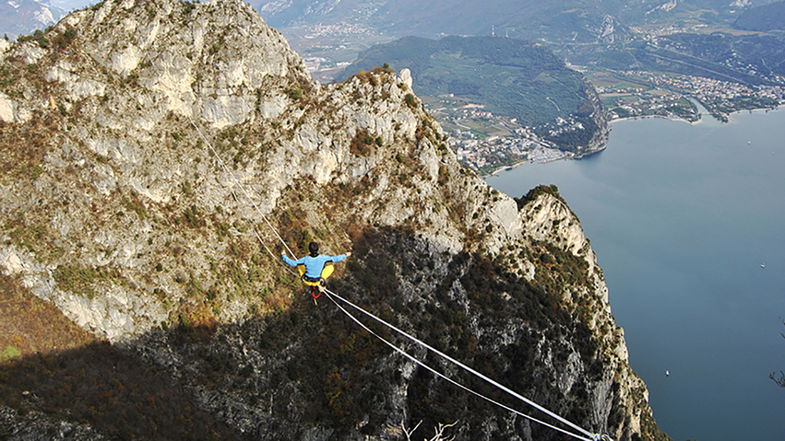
[
  {"left": 516, "top": 187, "right": 652, "bottom": 438},
  {"left": 0, "top": 246, "right": 167, "bottom": 341},
  {"left": 0, "top": 1, "right": 668, "bottom": 440},
  {"left": 0, "top": 406, "right": 107, "bottom": 441},
  {"left": 580, "top": 84, "right": 610, "bottom": 158}
]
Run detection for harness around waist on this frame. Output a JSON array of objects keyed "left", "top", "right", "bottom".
[{"left": 298, "top": 261, "right": 334, "bottom": 286}]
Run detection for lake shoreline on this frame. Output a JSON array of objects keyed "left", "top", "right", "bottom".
[
  {"left": 484, "top": 108, "right": 785, "bottom": 441},
  {"left": 609, "top": 104, "right": 785, "bottom": 127},
  {"left": 609, "top": 114, "right": 700, "bottom": 126},
  {"left": 480, "top": 104, "right": 784, "bottom": 178}
]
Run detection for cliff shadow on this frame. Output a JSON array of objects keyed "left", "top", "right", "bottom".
[{"left": 1, "top": 225, "right": 613, "bottom": 441}]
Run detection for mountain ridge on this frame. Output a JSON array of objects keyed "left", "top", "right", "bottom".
[
  {"left": 0, "top": 1, "right": 668, "bottom": 440},
  {"left": 733, "top": 0, "right": 785, "bottom": 31},
  {"left": 250, "top": 0, "right": 776, "bottom": 43}
]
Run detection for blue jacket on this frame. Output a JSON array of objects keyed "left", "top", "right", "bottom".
[{"left": 282, "top": 253, "right": 348, "bottom": 278}]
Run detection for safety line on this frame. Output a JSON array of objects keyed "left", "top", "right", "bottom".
[
  {"left": 187, "top": 118, "right": 606, "bottom": 441},
  {"left": 324, "top": 288, "right": 601, "bottom": 440},
  {"left": 324, "top": 291, "right": 594, "bottom": 441},
  {"left": 188, "top": 117, "right": 296, "bottom": 259}
]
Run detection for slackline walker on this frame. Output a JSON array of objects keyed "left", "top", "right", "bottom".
[{"left": 188, "top": 118, "right": 612, "bottom": 441}]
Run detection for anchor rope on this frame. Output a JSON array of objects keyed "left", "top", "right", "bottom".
[{"left": 188, "top": 118, "right": 608, "bottom": 441}]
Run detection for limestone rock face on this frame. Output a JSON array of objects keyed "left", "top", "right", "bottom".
[
  {"left": 0, "top": 1, "right": 667, "bottom": 441},
  {"left": 516, "top": 190, "right": 646, "bottom": 435},
  {"left": 0, "top": 92, "right": 14, "bottom": 122},
  {"left": 399, "top": 67, "right": 413, "bottom": 89},
  {"left": 0, "top": 0, "right": 315, "bottom": 342},
  {"left": 0, "top": 246, "right": 167, "bottom": 341}
]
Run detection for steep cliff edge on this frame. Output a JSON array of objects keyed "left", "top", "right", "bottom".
[{"left": 0, "top": 1, "right": 667, "bottom": 440}]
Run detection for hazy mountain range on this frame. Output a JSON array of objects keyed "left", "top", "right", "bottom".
[
  {"left": 3, "top": 0, "right": 782, "bottom": 40},
  {"left": 0, "top": 0, "right": 64, "bottom": 37},
  {"left": 1, "top": 0, "right": 782, "bottom": 43},
  {"left": 251, "top": 0, "right": 779, "bottom": 41},
  {"left": 734, "top": 0, "right": 785, "bottom": 30},
  {"left": 0, "top": 1, "right": 100, "bottom": 37}
]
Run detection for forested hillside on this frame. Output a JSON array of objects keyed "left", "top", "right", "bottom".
[{"left": 734, "top": 1, "right": 785, "bottom": 31}]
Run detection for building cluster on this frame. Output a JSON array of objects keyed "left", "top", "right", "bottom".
[
  {"left": 453, "top": 135, "right": 536, "bottom": 172},
  {"left": 301, "top": 23, "right": 374, "bottom": 40},
  {"left": 451, "top": 135, "right": 573, "bottom": 173},
  {"left": 422, "top": 100, "right": 558, "bottom": 172},
  {"left": 601, "top": 70, "right": 785, "bottom": 122},
  {"left": 448, "top": 119, "right": 564, "bottom": 173},
  {"left": 604, "top": 91, "right": 696, "bottom": 121},
  {"left": 423, "top": 96, "right": 589, "bottom": 173},
  {"left": 648, "top": 72, "right": 785, "bottom": 106},
  {"left": 542, "top": 116, "right": 586, "bottom": 138}
]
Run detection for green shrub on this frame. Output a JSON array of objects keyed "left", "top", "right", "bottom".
[
  {"left": 182, "top": 204, "right": 204, "bottom": 228},
  {"left": 285, "top": 88, "right": 303, "bottom": 100},
  {"left": 18, "top": 30, "right": 49, "bottom": 48},
  {"left": 349, "top": 130, "right": 376, "bottom": 156},
  {"left": 52, "top": 27, "right": 77, "bottom": 49},
  {"left": 515, "top": 184, "right": 565, "bottom": 209},
  {"left": 53, "top": 264, "right": 119, "bottom": 298},
  {"left": 181, "top": 181, "right": 193, "bottom": 197},
  {"left": 438, "top": 165, "right": 449, "bottom": 185},
  {"left": 1, "top": 345, "right": 21, "bottom": 361},
  {"left": 404, "top": 93, "right": 417, "bottom": 109},
  {"left": 123, "top": 195, "right": 147, "bottom": 219},
  {"left": 6, "top": 222, "right": 63, "bottom": 262},
  {"left": 182, "top": 1, "right": 197, "bottom": 14}
]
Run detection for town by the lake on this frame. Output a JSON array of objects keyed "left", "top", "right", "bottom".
[{"left": 439, "top": 70, "right": 785, "bottom": 174}]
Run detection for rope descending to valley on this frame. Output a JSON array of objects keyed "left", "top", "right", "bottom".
[{"left": 188, "top": 118, "right": 610, "bottom": 441}]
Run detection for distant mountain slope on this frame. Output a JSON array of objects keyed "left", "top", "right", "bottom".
[
  {"left": 49, "top": 0, "right": 94, "bottom": 9},
  {"left": 342, "top": 36, "right": 608, "bottom": 153},
  {"left": 656, "top": 33, "right": 785, "bottom": 81},
  {"left": 566, "top": 31, "right": 785, "bottom": 87},
  {"left": 252, "top": 0, "right": 633, "bottom": 43},
  {"left": 733, "top": 0, "right": 785, "bottom": 31},
  {"left": 0, "top": 0, "right": 64, "bottom": 38},
  {"left": 251, "top": 0, "right": 771, "bottom": 43}
]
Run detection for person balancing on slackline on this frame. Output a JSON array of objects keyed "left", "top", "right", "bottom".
[{"left": 282, "top": 241, "right": 351, "bottom": 300}]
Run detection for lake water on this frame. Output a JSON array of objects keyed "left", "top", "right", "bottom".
[{"left": 486, "top": 109, "right": 785, "bottom": 441}]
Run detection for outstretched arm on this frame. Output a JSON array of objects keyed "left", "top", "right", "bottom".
[
  {"left": 331, "top": 252, "right": 352, "bottom": 263},
  {"left": 282, "top": 254, "right": 304, "bottom": 267}
]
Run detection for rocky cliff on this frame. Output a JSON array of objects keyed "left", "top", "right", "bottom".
[{"left": 0, "top": 1, "right": 668, "bottom": 440}]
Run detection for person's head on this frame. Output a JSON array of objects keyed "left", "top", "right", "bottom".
[{"left": 308, "top": 241, "right": 319, "bottom": 257}]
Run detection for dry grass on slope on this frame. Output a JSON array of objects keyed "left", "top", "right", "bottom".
[
  {"left": 0, "top": 273, "right": 96, "bottom": 360},
  {"left": 0, "top": 273, "right": 253, "bottom": 440}
]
